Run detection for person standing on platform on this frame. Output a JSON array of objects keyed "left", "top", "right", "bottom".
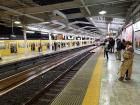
[
  {"left": 116, "top": 39, "right": 122, "bottom": 60},
  {"left": 31, "top": 43, "right": 35, "bottom": 51},
  {"left": 121, "top": 39, "right": 126, "bottom": 61},
  {"left": 109, "top": 38, "right": 115, "bottom": 53},
  {"left": 104, "top": 40, "right": 109, "bottom": 60},
  {"left": 118, "top": 41, "right": 134, "bottom": 81},
  {"left": 121, "top": 39, "right": 126, "bottom": 50},
  {"left": 38, "top": 43, "right": 42, "bottom": 52}
]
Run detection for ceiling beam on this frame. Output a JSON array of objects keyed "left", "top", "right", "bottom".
[
  {"left": 97, "top": 27, "right": 119, "bottom": 31},
  {"left": 66, "top": 13, "right": 85, "bottom": 19},
  {"left": 94, "top": 21, "right": 124, "bottom": 25},
  {"left": 3, "top": 1, "right": 81, "bottom": 15},
  {"left": 85, "top": 0, "right": 132, "bottom": 6},
  {"left": 69, "top": 21, "right": 92, "bottom": 26},
  {"left": 0, "top": 5, "right": 44, "bottom": 22},
  {"left": 78, "top": 26, "right": 96, "bottom": 30},
  {"left": 0, "top": 0, "right": 133, "bottom": 16},
  {"left": 80, "top": 0, "right": 91, "bottom": 15}
]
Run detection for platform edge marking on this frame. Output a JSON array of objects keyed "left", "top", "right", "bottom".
[{"left": 82, "top": 52, "right": 104, "bottom": 105}]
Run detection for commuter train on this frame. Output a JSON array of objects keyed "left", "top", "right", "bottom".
[{"left": 0, "top": 39, "right": 95, "bottom": 56}]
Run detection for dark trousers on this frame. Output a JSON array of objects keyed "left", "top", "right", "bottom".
[
  {"left": 110, "top": 46, "right": 114, "bottom": 53},
  {"left": 125, "top": 70, "right": 128, "bottom": 77},
  {"left": 104, "top": 51, "right": 109, "bottom": 59}
]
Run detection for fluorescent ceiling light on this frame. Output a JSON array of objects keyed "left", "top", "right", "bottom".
[
  {"left": 99, "top": 10, "right": 107, "bottom": 15},
  {"left": 41, "top": 32, "right": 49, "bottom": 34},
  {"left": 39, "top": 22, "right": 50, "bottom": 24},
  {"left": 14, "top": 21, "right": 21, "bottom": 24},
  {"left": 27, "top": 26, "right": 38, "bottom": 31},
  {"left": 26, "top": 31, "right": 35, "bottom": 34},
  {"left": 17, "top": 25, "right": 23, "bottom": 27},
  {"left": 11, "top": 35, "right": 16, "bottom": 37}
]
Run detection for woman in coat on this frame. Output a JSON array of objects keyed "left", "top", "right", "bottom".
[{"left": 118, "top": 41, "right": 134, "bottom": 81}]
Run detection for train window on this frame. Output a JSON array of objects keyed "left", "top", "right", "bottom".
[
  {"left": 30, "top": 43, "right": 32, "bottom": 47},
  {"left": 10, "top": 43, "right": 17, "bottom": 53},
  {"left": 6, "top": 43, "right": 9, "bottom": 49},
  {"left": 27, "top": 43, "right": 29, "bottom": 47},
  {"left": 42, "top": 42, "right": 45, "bottom": 46},
  {"left": 27, "top": 43, "right": 29, "bottom": 48},
  {"left": 36, "top": 43, "right": 38, "bottom": 47},
  {"left": 18, "top": 43, "right": 25, "bottom": 48},
  {"left": 0, "top": 42, "right": 6, "bottom": 49}
]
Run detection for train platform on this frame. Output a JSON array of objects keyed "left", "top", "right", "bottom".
[
  {"left": 50, "top": 49, "right": 140, "bottom": 105},
  {"left": 0, "top": 46, "right": 83, "bottom": 65}
]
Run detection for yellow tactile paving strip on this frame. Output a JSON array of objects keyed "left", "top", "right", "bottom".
[
  {"left": 82, "top": 52, "right": 104, "bottom": 105},
  {"left": 51, "top": 48, "right": 102, "bottom": 105}
]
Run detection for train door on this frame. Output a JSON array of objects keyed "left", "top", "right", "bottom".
[{"left": 10, "top": 42, "right": 17, "bottom": 53}]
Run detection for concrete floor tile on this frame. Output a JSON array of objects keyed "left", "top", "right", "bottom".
[{"left": 99, "top": 53, "right": 140, "bottom": 105}]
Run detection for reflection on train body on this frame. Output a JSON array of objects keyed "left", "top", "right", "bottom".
[{"left": 0, "top": 40, "right": 95, "bottom": 56}]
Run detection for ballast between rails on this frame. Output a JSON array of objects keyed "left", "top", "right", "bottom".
[
  {"left": 24, "top": 50, "right": 94, "bottom": 105},
  {"left": 0, "top": 45, "right": 97, "bottom": 96},
  {"left": 0, "top": 44, "right": 95, "bottom": 75}
]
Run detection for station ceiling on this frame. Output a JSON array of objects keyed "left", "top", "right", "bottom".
[{"left": 0, "top": 0, "right": 139, "bottom": 37}]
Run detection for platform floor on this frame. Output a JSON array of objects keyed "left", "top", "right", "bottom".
[
  {"left": 0, "top": 46, "right": 79, "bottom": 65},
  {"left": 51, "top": 49, "right": 140, "bottom": 105},
  {"left": 99, "top": 53, "right": 140, "bottom": 105}
]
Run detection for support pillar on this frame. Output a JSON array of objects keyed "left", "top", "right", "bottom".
[
  {"left": 23, "top": 25, "right": 28, "bottom": 54},
  {"left": 49, "top": 32, "right": 52, "bottom": 51},
  {"left": 80, "top": 36, "right": 82, "bottom": 46}
]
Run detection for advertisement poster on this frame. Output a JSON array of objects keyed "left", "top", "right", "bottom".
[
  {"left": 133, "top": 21, "right": 140, "bottom": 51},
  {"left": 134, "top": 31, "right": 140, "bottom": 50},
  {"left": 122, "top": 25, "right": 133, "bottom": 42}
]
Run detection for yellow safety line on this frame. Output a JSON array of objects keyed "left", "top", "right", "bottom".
[{"left": 82, "top": 52, "right": 104, "bottom": 105}]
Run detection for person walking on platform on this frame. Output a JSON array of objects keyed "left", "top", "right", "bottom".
[
  {"left": 118, "top": 41, "right": 134, "bottom": 81},
  {"left": 109, "top": 38, "right": 115, "bottom": 53},
  {"left": 116, "top": 39, "right": 122, "bottom": 60},
  {"left": 104, "top": 40, "right": 109, "bottom": 60}
]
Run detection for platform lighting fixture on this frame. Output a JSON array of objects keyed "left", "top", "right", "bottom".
[
  {"left": 11, "top": 35, "right": 16, "bottom": 37},
  {"left": 99, "top": 10, "right": 107, "bottom": 15},
  {"left": 39, "top": 22, "right": 50, "bottom": 24},
  {"left": 14, "top": 21, "right": 21, "bottom": 24},
  {"left": 17, "top": 25, "right": 23, "bottom": 27},
  {"left": 26, "top": 31, "right": 35, "bottom": 34},
  {"left": 41, "top": 32, "right": 49, "bottom": 34}
]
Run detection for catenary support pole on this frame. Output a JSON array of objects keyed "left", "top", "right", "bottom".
[{"left": 23, "top": 25, "right": 28, "bottom": 54}]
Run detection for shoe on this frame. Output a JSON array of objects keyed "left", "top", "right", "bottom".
[
  {"left": 125, "top": 77, "right": 131, "bottom": 80},
  {"left": 118, "top": 77, "right": 124, "bottom": 81}
]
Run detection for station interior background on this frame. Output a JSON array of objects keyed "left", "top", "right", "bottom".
[{"left": 0, "top": 0, "right": 140, "bottom": 55}]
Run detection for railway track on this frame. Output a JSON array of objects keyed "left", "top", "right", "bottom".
[
  {"left": 0, "top": 46, "right": 97, "bottom": 105},
  {"left": 0, "top": 46, "right": 88, "bottom": 80},
  {"left": 24, "top": 51, "right": 93, "bottom": 105}
]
